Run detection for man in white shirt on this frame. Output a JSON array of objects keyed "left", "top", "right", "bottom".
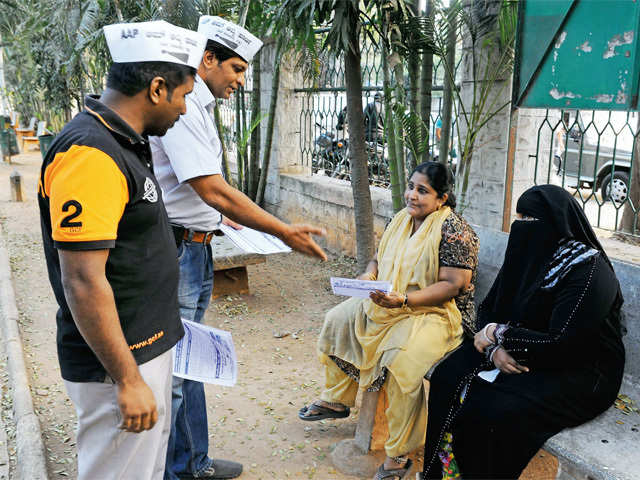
[{"left": 150, "top": 16, "right": 326, "bottom": 480}]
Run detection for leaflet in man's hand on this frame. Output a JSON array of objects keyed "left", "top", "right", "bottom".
[
  {"left": 172, "top": 319, "right": 237, "bottom": 386},
  {"left": 219, "top": 223, "right": 291, "bottom": 254},
  {"left": 330, "top": 277, "right": 392, "bottom": 298}
]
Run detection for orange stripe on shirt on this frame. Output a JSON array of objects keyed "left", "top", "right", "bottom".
[
  {"left": 85, "top": 107, "right": 116, "bottom": 133},
  {"left": 44, "top": 145, "right": 129, "bottom": 243}
]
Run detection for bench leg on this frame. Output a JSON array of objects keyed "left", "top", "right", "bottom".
[
  {"left": 212, "top": 267, "right": 250, "bottom": 297},
  {"left": 354, "top": 390, "right": 378, "bottom": 452},
  {"left": 331, "top": 390, "right": 387, "bottom": 477}
]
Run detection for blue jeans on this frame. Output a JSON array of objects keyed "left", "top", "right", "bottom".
[{"left": 165, "top": 240, "right": 214, "bottom": 480}]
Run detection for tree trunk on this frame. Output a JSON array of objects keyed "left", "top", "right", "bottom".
[
  {"left": 257, "top": 39, "right": 284, "bottom": 207},
  {"left": 248, "top": 49, "right": 261, "bottom": 200},
  {"left": 407, "top": 48, "right": 420, "bottom": 172},
  {"left": 240, "top": 87, "right": 249, "bottom": 194},
  {"left": 112, "top": 0, "right": 123, "bottom": 21},
  {"left": 392, "top": 58, "right": 406, "bottom": 191},
  {"left": 345, "top": 21, "right": 375, "bottom": 271},
  {"left": 419, "top": 0, "right": 434, "bottom": 165},
  {"left": 419, "top": 49, "right": 433, "bottom": 165},
  {"left": 407, "top": 0, "right": 421, "bottom": 171},
  {"left": 213, "top": 103, "right": 234, "bottom": 187},
  {"left": 439, "top": 10, "right": 457, "bottom": 166},
  {"left": 618, "top": 115, "right": 640, "bottom": 235},
  {"left": 235, "top": 92, "right": 244, "bottom": 191},
  {"left": 238, "top": 0, "right": 251, "bottom": 27},
  {"left": 382, "top": 43, "right": 403, "bottom": 212}
]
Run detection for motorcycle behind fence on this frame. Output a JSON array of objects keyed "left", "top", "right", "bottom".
[{"left": 312, "top": 122, "right": 349, "bottom": 178}]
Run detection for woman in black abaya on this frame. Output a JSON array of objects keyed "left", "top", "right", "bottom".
[{"left": 421, "top": 185, "right": 625, "bottom": 480}]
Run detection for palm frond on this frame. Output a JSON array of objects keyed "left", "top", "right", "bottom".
[{"left": 392, "top": 103, "right": 430, "bottom": 158}]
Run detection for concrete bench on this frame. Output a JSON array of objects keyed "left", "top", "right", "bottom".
[
  {"left": 210, "top": 233, "right": 265, "bottom": 297},
  {"left": 331, "top": 225, "right": 640, "bottom": 479},
  {"left": 21, "top": 121, "right": 48, "bottom": 152},
  {"left": 14, "top": 117, "right": 36, "bottom": 150}
]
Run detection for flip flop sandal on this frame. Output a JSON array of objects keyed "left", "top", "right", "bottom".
[
  {"left": 298, "top": 401, "right": 350, "bottom": 421},
  {"left": 373, "top": 458, "right": 413, "bottom": 480}
]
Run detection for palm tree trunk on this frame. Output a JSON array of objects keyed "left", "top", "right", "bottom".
[
  {"left": 407, "top": 54, "right": 420, "bottom": 172},
  {"left": 257, "top": 38, "right": 284, "bottom": 207},
  {"left": 213, "top": 103, "right": 234, "bottom": 187},
  {"left": 407, "top": 0, "right": 420, "bottom": 171},
  {"left": 248, "top": 49, "right": 261, "bottom": 200},
  {"left": 240, "top": 87, "right": 249, "bottom": 194},
  {"left": 419, "top": 50, "right": 433, "bottom": 164},
  {"left": 238, "top": 0, "right": 251, "bottom": 27},
  {"left": 382, "top": 43, "right": 403, "bottom": 212},
  {"left": 235, "top": 92, "right": 244, "bottom": 191},
  {"left": 112, "top": 0, "right": 123, "bottom": 21},
  {"left": 393, "top": 58, "right": 406, "bottom": 191},
  {"left": 439, "top": 10, "right": 457, "bottom": 166},
  {"left": 345, "top": 19, "right": 375, "bottom": 271},
  {"left": 419, "top": 0, "right": 434, "bottom": 165}
]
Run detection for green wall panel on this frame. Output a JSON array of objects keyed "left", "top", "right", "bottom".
[{"left": 515, "top": 0, "right": 640, "bottom": 110}]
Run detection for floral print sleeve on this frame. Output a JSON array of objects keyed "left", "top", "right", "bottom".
[{"left": 439, "top": 212, "right": 480, "bottom": 336}]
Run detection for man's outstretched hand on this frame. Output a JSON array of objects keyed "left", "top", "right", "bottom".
[{"left": 280, "top": 224, "right": 327, "bottom": 261}]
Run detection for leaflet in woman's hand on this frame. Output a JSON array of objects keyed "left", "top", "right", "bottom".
[
  {"left": 330, "top": 277, "right": 392, "bottom": 298},
  {"left": 478, "top": 368, "right": 500, "bottom": 383}
]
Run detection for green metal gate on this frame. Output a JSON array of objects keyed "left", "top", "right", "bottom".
[{"left": 531, "top": 109, "right": 638, "bottom": 236}]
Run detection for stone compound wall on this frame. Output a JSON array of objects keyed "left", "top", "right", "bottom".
[{"left": 266, "top": 174, "right": 394, "bottom": 257}]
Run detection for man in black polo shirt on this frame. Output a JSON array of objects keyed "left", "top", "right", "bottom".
[{"left": 38, "top": 21, "right": 206, "bottom": 480}]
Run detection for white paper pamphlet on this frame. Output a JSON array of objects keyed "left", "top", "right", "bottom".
[
  {"left": 477, "top": 368, "right": 500, "bottom": 383},
  {"left": 219, "top": 223, "right": 292, "bottom": 255},
  {"left": 330, "top": 277, "right": 393, "bottom": 298},
  {"left": 172, "top": 319, "right": 237, "bottom": 386}
]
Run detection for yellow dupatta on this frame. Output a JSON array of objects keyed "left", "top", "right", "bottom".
[{"left": 318, "top": 206, "right": 463, "bottom": 393}]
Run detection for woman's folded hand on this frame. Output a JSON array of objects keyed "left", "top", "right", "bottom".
[
  {"left": 369, "top": 290, "right": 405, "bottom": 308},
  {"left": 492, "top": 347, "right": 529, "bottom": 374},
  {"left": 473, "top": 324, "right": 495, "bottom": 353}
]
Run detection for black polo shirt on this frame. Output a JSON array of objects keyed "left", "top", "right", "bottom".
[{"left": 38, "top": 96, "right": 184, "bottom": 382}]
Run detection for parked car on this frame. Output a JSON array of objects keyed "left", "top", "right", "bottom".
[{"left": 554, "top": 123, "right": 631, "bottom": 204}]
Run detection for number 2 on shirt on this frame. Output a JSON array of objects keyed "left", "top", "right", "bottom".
[{"left": 60, "top": 200, "right": 83, "bottom": 228}]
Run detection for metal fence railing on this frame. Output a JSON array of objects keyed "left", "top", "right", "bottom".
[
  {"left": 532, "top": 109, "right": 639, "bottom": 237},
  {"left": 295, "top": 31, "right": 462, "bottom": 187}
]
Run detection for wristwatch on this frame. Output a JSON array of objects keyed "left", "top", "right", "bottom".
[{"left": 402, "top": 294, "right": 409, "bottom": 308}]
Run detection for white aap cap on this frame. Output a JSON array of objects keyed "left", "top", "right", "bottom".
[
  {"left": 198, "top": 16, "right": 263, "bottom": 62},
  {"left": 103, "top": 20, "right": 207, "bottom": 69}
]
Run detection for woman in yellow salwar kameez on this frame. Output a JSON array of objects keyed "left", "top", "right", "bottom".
[{"left": 299, "top": 162, "right": 479, "bottom": 480}]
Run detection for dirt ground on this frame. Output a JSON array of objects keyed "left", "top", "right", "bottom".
[{"left": 11, "top": 151, "right": 634, "bottom": 479}]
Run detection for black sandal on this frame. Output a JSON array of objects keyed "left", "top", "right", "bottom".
[
  {"left": 298, "top": 401, "right": 350, "bottom": 421},
  {"left": 373, "top": 458, "right": 413, "bottom": 480}
]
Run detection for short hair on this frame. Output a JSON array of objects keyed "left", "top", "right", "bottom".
[
  {"left": 106, "top": 62, "right": 196, "bottom": 100},
  {"left": 205, "top": 40, "right": 246, "bottom": 63},
  {"left": 411, "top": 161, "right": 457, "bottom": 209}
]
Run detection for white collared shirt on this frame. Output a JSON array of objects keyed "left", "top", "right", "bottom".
[{"left": 150, "top": 75, "right": 222, "bottom": 231}]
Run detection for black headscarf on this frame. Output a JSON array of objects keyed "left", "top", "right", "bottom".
[{"left": 481, "top": 184, "right": 621, "bottom": 325}]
